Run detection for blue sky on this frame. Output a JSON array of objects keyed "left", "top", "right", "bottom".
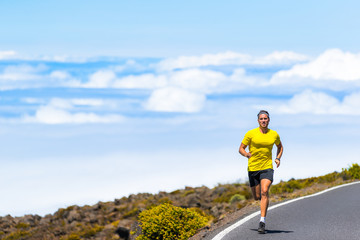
[
  {"left": 1, "top": 1, "right": 360, "bottom": 216},
  {"left": 2, "top": 0, "right": 360, "bottom": 57}
]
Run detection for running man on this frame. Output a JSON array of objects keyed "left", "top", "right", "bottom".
[{"left": 239, "top": 110, "right": 283, "bottom": 234}]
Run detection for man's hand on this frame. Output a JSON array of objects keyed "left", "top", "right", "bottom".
[{"left": 275, "top": 159, "right": 280, "bottom": 168}]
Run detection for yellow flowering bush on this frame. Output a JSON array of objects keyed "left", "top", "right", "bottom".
[{"left": 137, "top": 203, "right": 208, "bottom": 240}]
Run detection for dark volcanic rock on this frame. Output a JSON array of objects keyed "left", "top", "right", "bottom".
[{"left": 115, "top": 226, "right": 130, "bottom": 240}]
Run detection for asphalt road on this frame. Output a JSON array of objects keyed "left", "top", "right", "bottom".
[{"left": 209, "top": 181, "right": 360, "bottom": 240}]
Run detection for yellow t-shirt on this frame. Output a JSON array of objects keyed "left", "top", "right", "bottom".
[{"left": 242, "top": 128, "right": 280, "bottom": 171}]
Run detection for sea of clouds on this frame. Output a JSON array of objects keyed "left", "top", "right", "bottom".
[{"left": 1, "top": 48, "right": 359, "bottom": 124}]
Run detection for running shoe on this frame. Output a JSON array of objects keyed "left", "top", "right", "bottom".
[{"left": 258, "top": 222, "right": 265, "bottom": 234}]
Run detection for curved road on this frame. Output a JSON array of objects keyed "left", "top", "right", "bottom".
[{"left": 208, "top": 181, "right": 360, "bottom": 240}]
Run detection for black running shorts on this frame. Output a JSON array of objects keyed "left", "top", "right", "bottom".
[{"left": 248, "top": 168, "right": 274, "bottom": 187}]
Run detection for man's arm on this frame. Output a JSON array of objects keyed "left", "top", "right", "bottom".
[
  {"left": 275, "top": 141, "right": 283, "bottom": 168},
  {"left": 239, "top": 143, "right": 251, "bottom": 158}
]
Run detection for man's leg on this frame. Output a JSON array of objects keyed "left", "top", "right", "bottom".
[
  {"left": 257, "top": 179, "right": 271, "bottom": 234},
  {"left": 260, "top": 179, "right": 272, "bottom": 218},
  {"left": 251, "top": 184, "right": 261, "bottom": 200},
  {"left": 248, "top": 171, "right": 261, "bottom": 200}
]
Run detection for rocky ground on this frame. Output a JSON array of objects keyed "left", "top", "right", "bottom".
[
  {"left": 0, "top": 183, "right": 253, "bottom": 239},
  {"left": 0, "top": 173, "right": 354, "bottom": 240}
]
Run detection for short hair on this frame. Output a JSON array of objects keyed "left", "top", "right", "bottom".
[{"left": 257, "top": 110, "right": 270, "bottom": 119}]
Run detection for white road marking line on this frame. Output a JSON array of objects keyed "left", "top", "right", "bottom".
[{"left": 212, "top": 181, "right": 360, "bottom": 240}]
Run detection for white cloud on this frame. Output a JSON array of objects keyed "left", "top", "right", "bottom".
[
  {"left": 84, "top": 70, "right": 168, "bottom": 89},
  {"left": 168, "top": 68, "right": 264, "bottom": 93},
  {"left": 33, "top": 106, "right": 123, "bottom": 124},
  {"left": 7, "top": 53, "right": 96, "bottom": 63},
  {"left": 271, "top": 49, "right": 360, "bottom": 85},
  {"left": 157, "top": 51, "right": 251, "bottom": 71},
  {"left": 111, "top": 67, "right": 262, "bottom": 113},
  {"left": 49, "top": 71, "right": 82, "bottom": 88},
  {"left": 0, "top": 64, "right": 47, "bottom": 81},
  {"left": 83, "top": 67, "right": 264, "bottom": 95},
  {"left": 157, "top": 51, "right": 309, "bottom": 71},
  {"left": 36, "top": 55, "right": 90, "bottom": 63},
  {"left": 24, "top": 98, "right": 124, "bottom": 124},
  {"left": 253, "top": 51, "right": 309, "bottom": 65},
  {"left": 50, "top": 71, "right": 71, "bottom": 80},
  {"left": 229, "top": 68, "right": 267, "bottom": 87},
  {"left": 84, "top": 70, "right": 116, "bottom": 88},
  {"left": 21, "top": 98, "right": 45, "bottom": 104},
  {"left": 82, "top": 67, "right": 265, "bottom": 113},
  {"left": 0, "top": 50, "right": 17, "bottom": 60},
  {"left": 0, "top": 64, "right": 81, "bottom": 90},
  {"left": 71, "top": 98, "right": 105, "bottom": 107},
  {"left": 112, "top": 59, "right": 147, "bottom": 73},
  {"left": 113, "top": 73, "right": 168, "bottom": 89},
  {"left": 145, "top": 87, "right": 206, "bottom": 113},
  {"left": 0, "top": 64, "right": 49, "bottom": 90},
  {"left": 276, "top": 90, "right": 340, "bottom": 114},
  {"left": 334, "top": 91, "right": 360, "bottom": 114},
  {"left": 274, "top": 90, "right": 360, "bottom": 115},
  {"left": 45, "top": 98, "right": 106, "bottom": 109},
  {"left": 168, "top": 68, "right": 227, "bottom": 93}
]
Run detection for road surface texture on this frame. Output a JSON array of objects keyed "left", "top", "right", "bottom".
[{"left": 208, "top": 181, "right": 360, "bottom": 240}]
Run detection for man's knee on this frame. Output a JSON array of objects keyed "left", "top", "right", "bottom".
[{"left": 261, "top": 190, "right": 269, "bottom": 198}]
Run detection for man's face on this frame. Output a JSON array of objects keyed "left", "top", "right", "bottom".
[{"left": 258, "top": 114, "right": 269, "bottom": 128}]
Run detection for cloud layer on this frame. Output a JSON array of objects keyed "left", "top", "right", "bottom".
[
  {"left": 156, "top": 51, "right": 309, "bottom": 71},
  {"left": 0, "top": 48, "right": 359, "bottom": 123}
]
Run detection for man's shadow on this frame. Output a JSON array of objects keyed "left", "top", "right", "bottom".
[{"left": 251, "top": 229, "right": 294, "bottom": 234}]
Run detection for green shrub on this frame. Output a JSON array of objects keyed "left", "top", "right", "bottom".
[
  {"left": 183, "top": 190, "right": 195, "bottom": 197},
  {"left": 3, "top": 230, "right": 31, "bottom": 240},
  {"left": 270, "top": 170, "right": 347, "bottom": 195},
  {"left": 342, "top": 163, "right": 360, "bottom": 179},
  {"left": 65, "top": 234, "right": 81, "bottom": 240},
  {"left": 170, "top": 190, "right": 181, "bottom": 195},
  {"left": 81, "top": 225, "right": 104, "bottom": 238},
  {"left": 270, "top": 179, "right": 301, "bottom": 194},
  {"left": 239, "top": 188, "right": 252, "bottom": 199},
  {"left": 270, "top": 177, "right": 311, "bottom": 194},
  {"left": 339, "top": 171, "right": 352, "bottom": 180},
  {"left": 137, "top": 203, "right": 208, "bottom": 240},
  {"left": 318, "top": 172, "right": 339, "bottom": 183},
  {"left": 62, "top": 225, "right": 104, "bottom": 240},
  {"left": 190, "top": 207, "right": 208, "bottom": 216},
  {"left": 213, "top": 184, "right": 251, "bottom": 203},
  {"left": 229, "top": 194, "right": 246, "bottom": 204},
  {"left": 158, "top": 197, "right": 173, "bottom": 204},
  {"left": 15, "top": 222, "right": 30, "bottom": 229},
  {"left": 123, "top": 207, "right": 139, "bottom": 218}
]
